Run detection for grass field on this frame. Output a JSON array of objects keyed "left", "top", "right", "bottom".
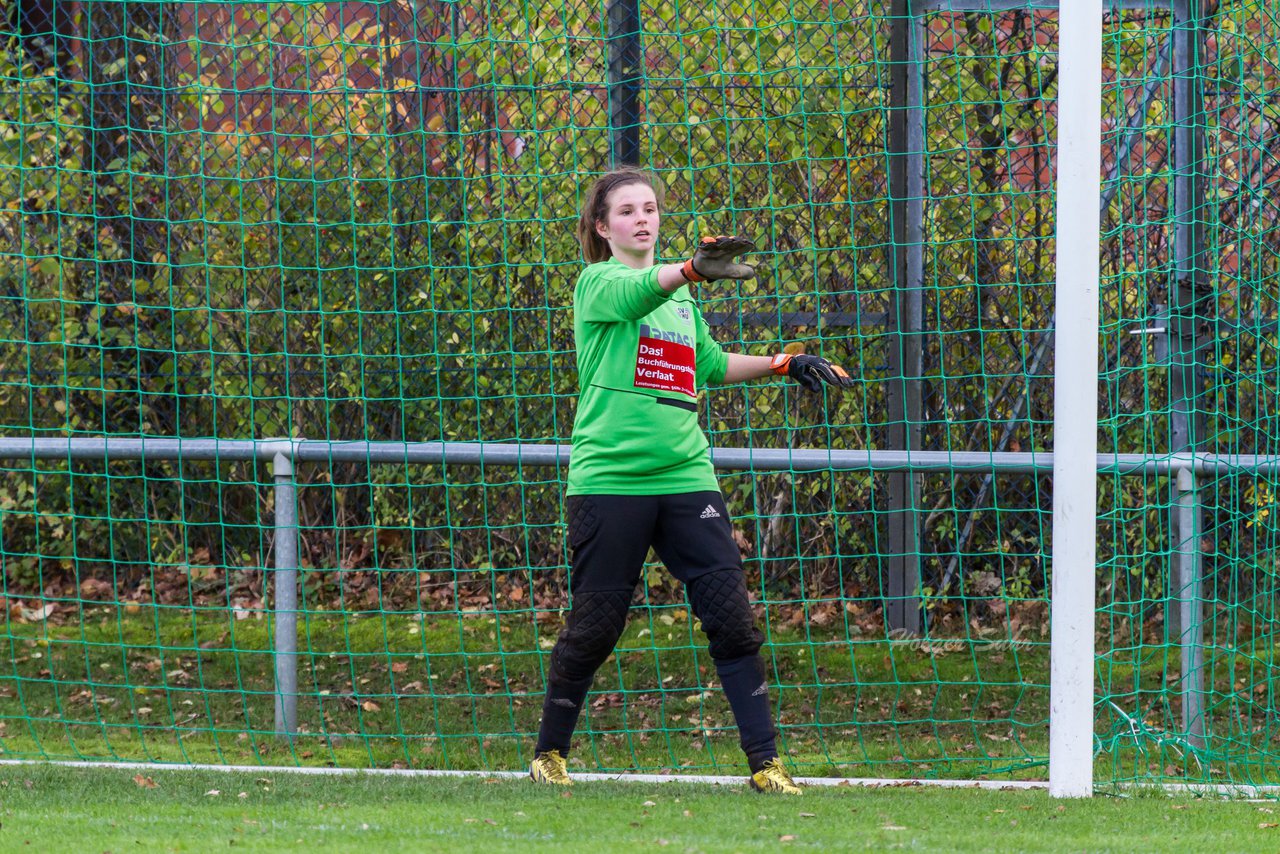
[
  {"left": 0, "top": 603, "right": 1057, "bottom": 780},
  {"left": 1, "top": 763, "right": 1278, "bottom": 852},
  {"left": 0, "top": 603, "right": 1274, "bottom": 789}
]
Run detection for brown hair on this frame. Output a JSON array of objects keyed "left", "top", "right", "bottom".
[{"left": 575, "top": 167, "right": 666, "bottom": 263}]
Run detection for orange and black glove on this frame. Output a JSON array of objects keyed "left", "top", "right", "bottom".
[
  {"left": 681, "top": 235, "right": 756, "bottom": 283},
  {"left": 770, "top": 352, "right": 854, "bottom": 392}
]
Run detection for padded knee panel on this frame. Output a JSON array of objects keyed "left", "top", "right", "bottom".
[
  {"left": 549, "top": 589, "right": 632, "bottom": 686},
  {"left": 688, "top": 569, "right": 763, "bottom": 661}
]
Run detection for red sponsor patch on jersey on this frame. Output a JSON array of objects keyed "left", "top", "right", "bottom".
[{"left": 635, "top": 334, "right": 696, "bottom": 397}]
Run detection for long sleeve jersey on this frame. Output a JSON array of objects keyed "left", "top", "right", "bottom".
[{"left": 566, "top": 257, "right": 728, "bottom": 496}]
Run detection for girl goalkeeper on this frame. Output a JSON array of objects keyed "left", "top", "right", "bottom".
[{"left": 530, "top": 167, "right": 853, "bottom": 794}]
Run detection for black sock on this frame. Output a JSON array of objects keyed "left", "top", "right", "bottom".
[
  {"left": 716, "top": 654, "right": 778, "bottom": 773},
  {"left": 535, "top": 678, "right": 592, "bottom": 756}
]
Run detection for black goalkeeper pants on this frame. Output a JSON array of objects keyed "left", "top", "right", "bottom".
[
  {"left": 564, "top": 491, "right": 743, "bottom": 593},
  {"left": 535, "top": 491, "right": 778, "bottom": 771}
]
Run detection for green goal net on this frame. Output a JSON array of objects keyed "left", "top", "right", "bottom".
[{"left": 0, "top": 0, "right": 1275, "bottom": 791}]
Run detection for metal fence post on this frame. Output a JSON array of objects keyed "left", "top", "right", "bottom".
[
  {"left": 885, "top": 0, "right": 925, "bottom": 635},
  {"left": 272, "top": 450, "right": 299, "bottom": 736},
  {"left": 1169, "top": 0, "right": 1206, "bottom": 751},
  {"left": 1176, "top": 465, "right": 1206, "bottom": 748},
  {"left": 607, "top": 0, "right": 641, "bottom": 166},
  {"left": 1169, "top": 1, "right": 1205, "bottom": 456}
]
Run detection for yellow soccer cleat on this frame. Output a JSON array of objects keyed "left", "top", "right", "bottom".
[
  {"left": 529, "top": 750, "right": 573, "bottom": 786},
  {"left": 749, "top": 758, "right": 803, "bottom": 795}
]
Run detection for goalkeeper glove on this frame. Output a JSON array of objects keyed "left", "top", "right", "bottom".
[
  {"left": 770, "top": 353, "right": 854, "bottom": 392},
  {"left": 681, "top": 235, "right": 756, "bottom": 283}
]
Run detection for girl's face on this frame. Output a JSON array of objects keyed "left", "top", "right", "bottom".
[{"left": 595, "top": 182, "right": 659, "bottom": 264}]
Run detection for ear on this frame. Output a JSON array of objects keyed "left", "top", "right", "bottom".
[{"left": 594, "top": 220, "right": 610, "bottom": 240}]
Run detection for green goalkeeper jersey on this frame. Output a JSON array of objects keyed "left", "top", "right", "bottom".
[{"left": 566, "top": 258, "right": 729, "bottom": 496}]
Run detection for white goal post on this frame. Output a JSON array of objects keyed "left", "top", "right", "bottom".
[{"left": 1049, "top": 0, "right": 1103, "bottom": 799}]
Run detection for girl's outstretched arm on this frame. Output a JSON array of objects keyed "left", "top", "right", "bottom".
[
  {"left": 721, "top": 352, "right": 855, "bottom": 390},
  {"left": 721, "top": 353, "right": 775, "bottom": 383}
]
